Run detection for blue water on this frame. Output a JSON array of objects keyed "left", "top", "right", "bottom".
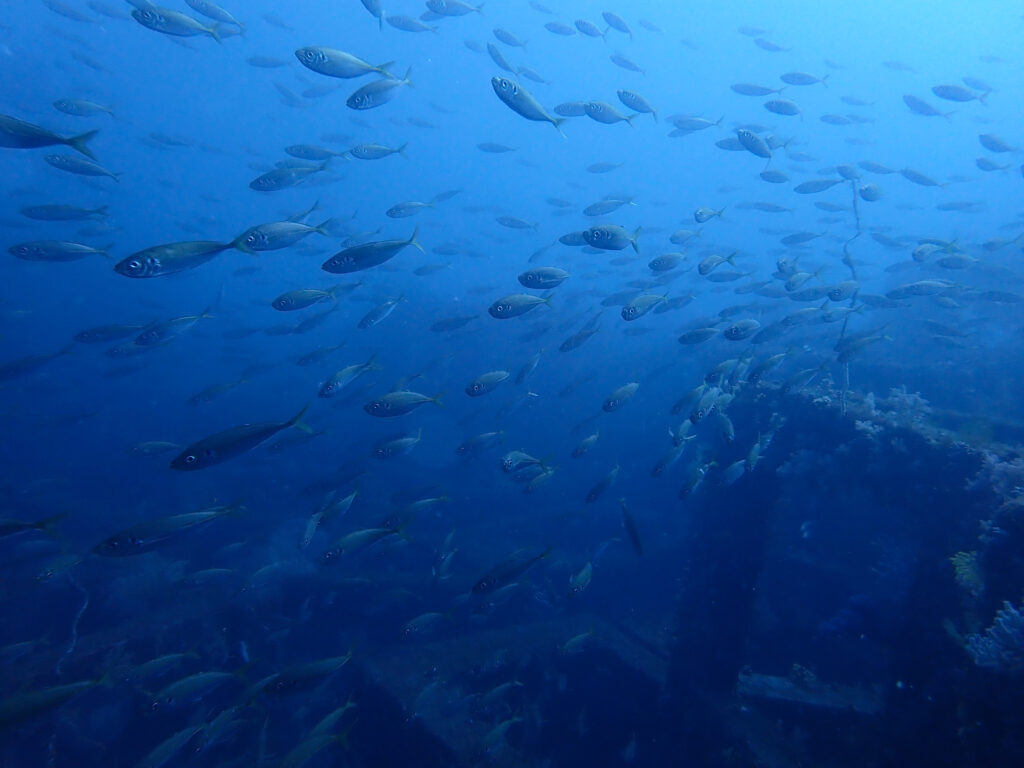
[{"left": 3, "top": 1, "right": 1024, "bottom": 766}]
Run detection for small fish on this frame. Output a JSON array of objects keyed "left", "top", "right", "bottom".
[
  {"left": 583, "top": 224, "right": 641, "bottom": 252},
  {"left": 473, "top": 547, "right": 551, "bottom": 593},
  {"left": 294, "top": 47, "right": 393, "bottom": 79},
  {"left": 44, "top": 154, "right": 120, "bottom": 181},
  {"left": 466, "top": 370, "right": 510, "bottom": 397},
  {"left": 931, "top": 84, "right": 983, "bottom": 103},
  {"left": 358, "top": 296, "right": 403, "bottom": 329},
  {"left": 603, "top": 382, "right": 639, "bottom": 412},
  {"left": 131, "top": 7, "right": 220, "bottom": 41},
  {"left": 94, "top": 502, "right": 241, "bottom": 555},
  {"left": 347, "top": 68, "right": 414, "bottom": 110},
  {"left": 364, "top": 390, "right": 444, "bottom": 417},
  {"left": 620, "top": 499, "right": 643, "bottom": 555},
  {"left": 491, "top": 77, "right": 566, "bottom": 136},
  {"left": 9, "top": 240, "right": 110, "bottom": 262},
  {"left": 20, "top": 203, "right": 107, "bottom": 221},
  {"left": 0, "top": 114, "right": 98, "bottom": 159},
  {"left": 585, "top": 101, "right": 635, "bottom": 126},
  {"left": 518, "top": 267, "right": 569, "bottom": 289},
  {"left": 249, "top": 161, "right": 329, "bottom": 192},
  {"left": 114, "top": 241, "right": 232, "bottom": 278},
  {"left": 170, "top": 406, "right": 310, "bottom": 470},
  {"left": 621, "top": 293, "right": 667, "bottom": 320},
  {"left": 585, "top": 465, "right": 619, "bottom": 503},
  {"left": 694, "top": 206, "right": 724, "bottom": 223},
  {"left": 322, "top": 228, "right": 422, "bottom": 273},
  {"left": 488, "top": 293, "right": 551, "bottom": 318},
  {"left": 349, "top": 142, "right": 408, "bottom": 160}
]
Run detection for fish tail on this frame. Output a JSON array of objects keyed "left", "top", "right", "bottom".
[
  {"left": 66, "top": 129, "right": 98, "bottom": 160},
  {"left": 35, "top": 512, "right": 69, "bottom": 537},
  {"left": 207, "top": 23, "right": 223, "bottom": 44},
  {"left": 431, "top": 391, "right": 446, "bottom": 408},
  {"left": 552, "top": 117, "right": 567, "bottom": 139},
  {"left": 289, "top": 403, "right": 314, "bottom": 433},
  {"left": 397, "top": 142, "right": 409, "bottom": 158},
  {"left": 408, "top": 225, "right": 424, "bottom": 253},
  {"left": 631, "top": 225, "right": 643, "bottom": 253},
  {"left": 94, "top": 205, "right": 109, "bottom": 217},
  {"left": 376, "top": 60, "right": 395, "bottom": 78},
  {"left": 314, "top": 218, "right": 335, "bottom": 235},
  {"left": 403, "top": 67, "right": 414, "bottom": 87},
  {"left": 651, "top": 109, "right": 658, "bottom": 123},
  {"left": 625, "top": 113, "right": 637, "bottom": 128}
]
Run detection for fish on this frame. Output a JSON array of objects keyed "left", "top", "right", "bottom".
[
  {"left": 44, "top": 154, "right": 120, "bottom": 181},
  {"left": 932, "top": 84, "right": 983, "bottom": 103},
  {"left": 347, "top": 68, "right": 414, "bottom": 110},
  {"left": 519, "top": 267, "right": 570, "bottom": 289},
  {"left": 349, "top": 142, "right": 408, "bottom": 160},
  {"left": 9, "top": 240, "right": 110, "bottom": 262},
  {"left": 250, "top": 161, "right": 329, "bottom": 192},
  {"left": 94, "top": 502, "right": 241, "bottom": 555},
  {"left": 568, "top": 561, "right": 594, "bottom": 597},
  {"left": 583, "top": 224, "right": 641, "bottom": 252},
  {"left": 603, "top": 382, "right": 639, "bottom": 412},
  {"left": 322, "top": 228, "right": 422, "bottom": 273},
  {"left": 52, "top": 98, "right": 114, "bottom": 117},
  {"left": 0, "top": 676, "right": 108, "bottom": 728},
  {"left": 585, "top": 101, "right": 636, "bottom": 126},
  {"left": 586, "top": 465, "right": 619, "bottom": 503},
  {"left": 621, "top": 293, "right": 667, "bottom": 320},
  {"left": 488, "top": 293, "right": 552, "bottom": 318},
  {"left": 620, "top": 499, "right": 643, "bottom": 555},
  {"left": 170, "top": 406, "right": 311, "bottom": 470},
  {"left": 114, "top": 241, "right": 232, "bottom": 277},
  {"left": 364, "top": 390, "right": 444, "bottom": 417},
  {"left": 473, "top": 548, "right": 551, "bottom": 593},
  {"left": 236, "top": 220, "right": 331, "bottom": 252},
  {"left": 131, "top": 7, "right": 221, "bottom": 41},
  {"left": 0, "top": 114, "right": 98, "bottom": 159},
  {"left": 294, "top": 47, "right": 393, "bottom": 79},
  {"left": 466, "top": 370, "right": 511, "bottom": 396},
  {"left": 20, "top": 203, "right": 107, "bottom": 220},
  {"left": 358, "top": 296, "right": 403, "bottom": 329},
  {"left": 491, "top": 77, "right": 566, "bottom": 136},
  {"left": 694, "top": 207, "right": 725, "bottom": 223}
]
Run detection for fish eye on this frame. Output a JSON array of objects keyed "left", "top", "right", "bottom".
[{"left": 184, "top": 454, "right": 197, "bottom": 464}]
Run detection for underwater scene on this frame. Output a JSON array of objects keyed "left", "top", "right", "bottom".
[{"left": 2, "top": 0, "right": 1024, "bottom": 765}]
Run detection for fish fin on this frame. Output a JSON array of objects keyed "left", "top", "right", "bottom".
[
  {"left": 66, "top": 129, "right": 99, "bottom": 160},
  {"left": 289, "top": 403, "right": 314, "bottom": 433},
  {"left": 552, "top": 117, "right": 567, "bottom": 139},
  {"left": 407, "top": 225, "right": 424, "bottom": 253},
  {"left": 631, "top": 225, "right": 643, "bottom": 253},
  {"left": 376, "top": 60, "right": 395, "bottom": 78},
  {"left": 651, "top": 109, "right": 658, "bottom": 123},
  {"left": 625, "top": 113, "right": 637, "bottom": 128},
  {"left": 314, "top": 218, "right": 335, "bottom": 235},
  {"left": 403, "top": 67, "right": 414, "bottom": 87},
  {"left": 207, "top": 24, "right": 223, "bottom": 44},
  {"left": 431, "top": 391, "right": 446, "bottom": 407},
  {"left": 397, "top": 142, "right": 409, "bottom": 158}
]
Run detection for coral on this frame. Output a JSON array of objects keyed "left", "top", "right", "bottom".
[
  {"left": 966, "top": 600, "right": 1024, "bottom": 673},
  {"left": 950, "top": 551, "right": 985, "bottom": 597},
  {"left": 968, "top": 451, "right": 1024, "bottom": 501}
]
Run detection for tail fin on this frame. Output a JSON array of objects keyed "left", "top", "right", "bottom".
[
  {"left": 289, "top": 403, "right": 313, "bottom": 433},
  {"left": 65, "top": 129, "right": 98, "bottom": 161},
  {"left": 407, "top": 226, "right": 424, "bottom": 253},
  {"left": 375, "top": 60, "right": 395, "bottom": 78}
]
